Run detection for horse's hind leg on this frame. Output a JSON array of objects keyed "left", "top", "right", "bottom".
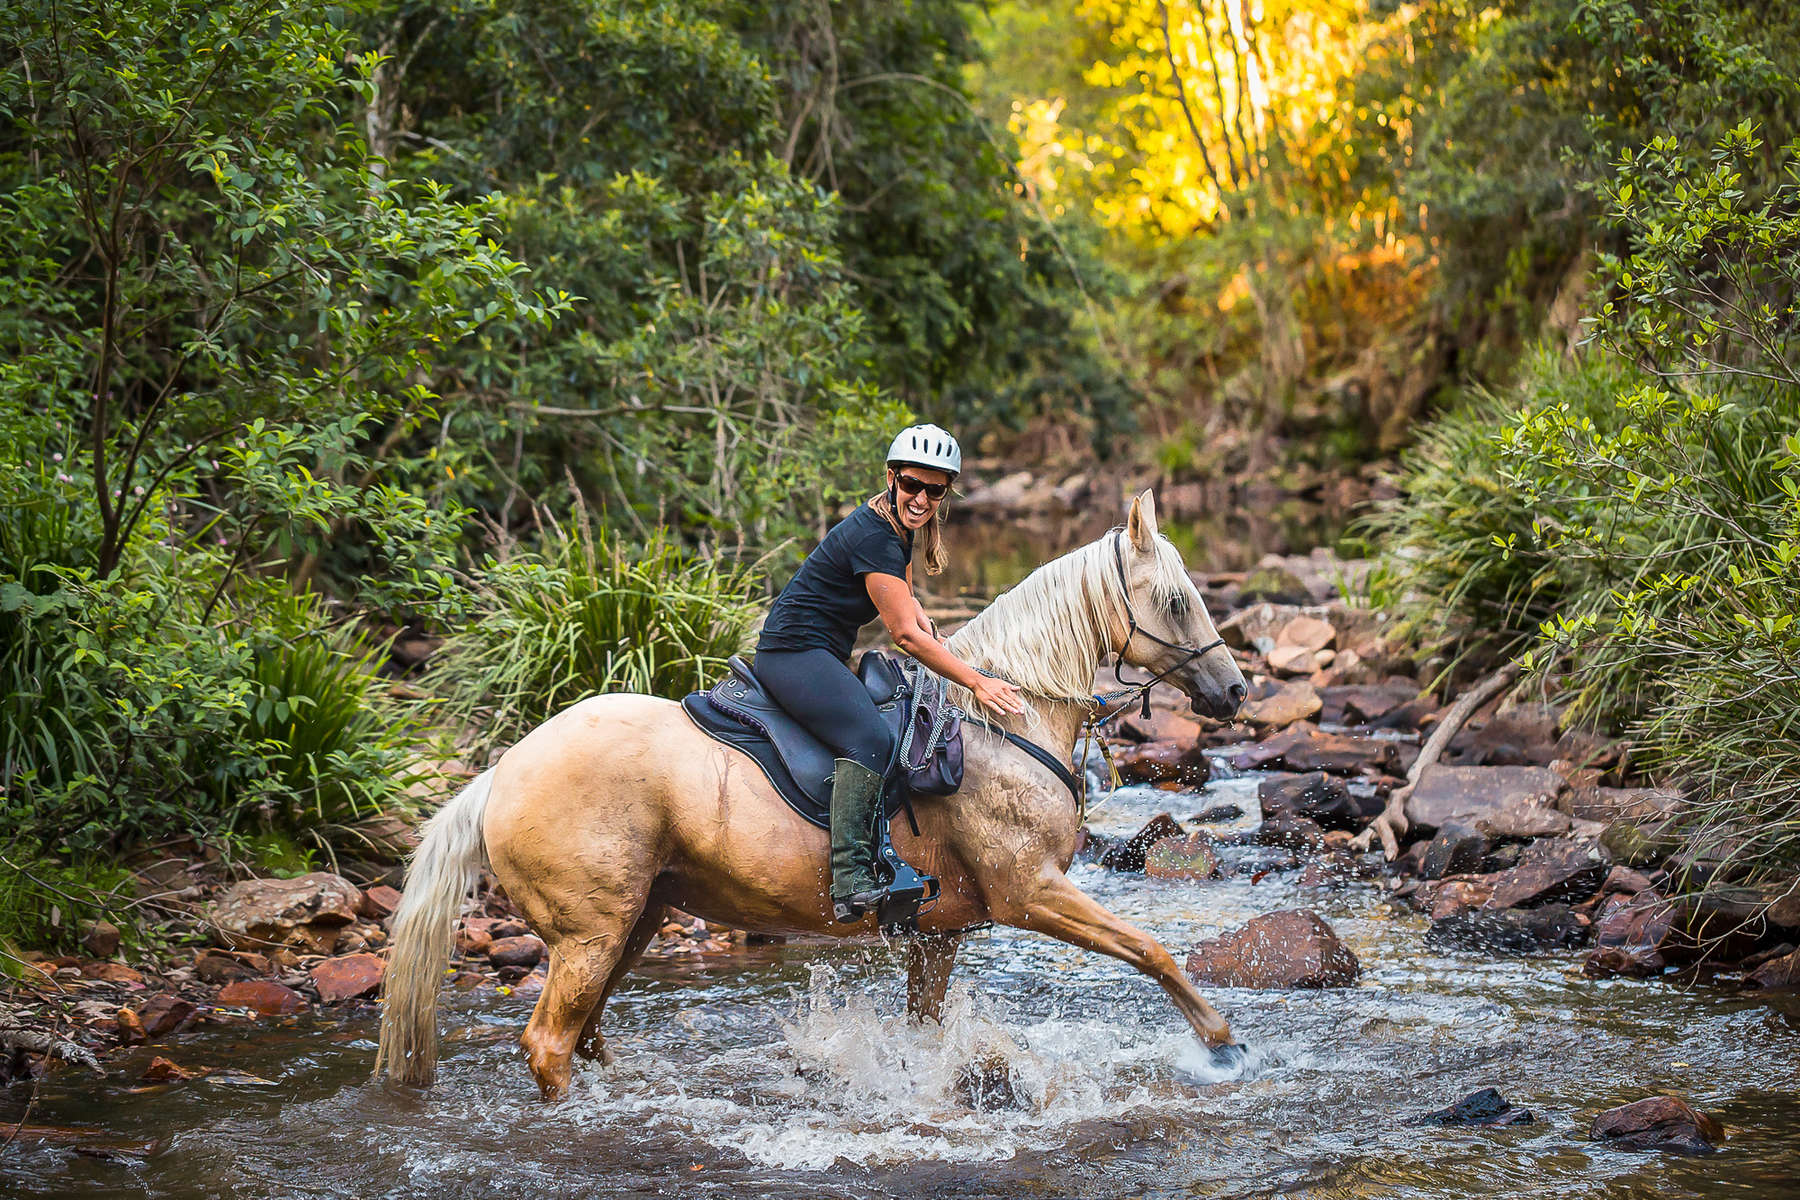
[
  {"left": 574, "top": 901, "right": 666, "bottom": 1066},
  {"left": 996, "top": 870, "right": 1236, "bottom": 1048},
  {"left": 905, "top": 932, "right": 963, "bottom": 1024}
]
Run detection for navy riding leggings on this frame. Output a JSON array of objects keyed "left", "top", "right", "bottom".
[{"left": 754, "top": 648, "right": 893, "bottom": 773}]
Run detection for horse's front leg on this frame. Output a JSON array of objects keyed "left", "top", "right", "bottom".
[
  {"left": 996, "top": 870, "right": 1237, "bottom": 1049},
  {"left": 905, "top": 932, "right": 963, "bottom": 1023}
]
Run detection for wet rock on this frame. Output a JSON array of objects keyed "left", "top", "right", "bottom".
[
  {"left": 1258, "top": 813, "right": 1325, "bottom": 852},
  {"left": 1764, "top": 880, "right": 1800, "bottom": 932},
  {"left": 1116, "top": 708, "right": 1202, "bottom": 745},
  {"left": 311, "top": 953, "right": 386, "bottom": 1003},
  {"left": 1144, "top": 834, "right": 1221, "bottom": 881},
  {"left": 1190, "top": 803, "right": 1244, "bottom": 824},
  {"left": 138, "top": 995, "right": 198, "bottom": 1037},
  {"left": 1215, "top": 845, "right": 1301, "bottom": 878},
  {"left": 1259, "top": 772, "right": 1380, "bottom": 832},
  {"left": 115, "top": 1008, "right": 147, "bottom": 1045},
  {"left": 1231, "top": 722, "right": 1398, "bottom": 776},
  {"left": 140, "top": 1056, "right": 199, "bottom": 1083},
  {"left": 194, "top": 950, "right": 264, "bottom": 985},
  {"left": 1584, "top": 893, "right": 1675, "bottom": 978},
  {"left": 1112, "top": 740, "right": 1211, "bottom": 786},
  {"left": 1746, "top": 946, "right": 1800, "bottom": 989},
  {"left": 1598, "top": 865, "right": 1656, "bottom": 901},
  {"left": 1484, "top": 838, "right": 1611, "bottom": 909},
  {"left": 1403, "top": 765, "right": 1566, "bottom": 835},
  {"left": 1419, "top": 822, "right": 1491, "bottom": 881},
  {"left": 210, "top": 873, "right": 363, "bottom": 955},
  {"left": 80, "top": 920, "right": 122, "bottom": 959},
  {"left": 216, "top": 980, "right": 307, "bottom": 1016},
  {"left": 1099, "top": 813, "right": 1188, "bottom": 872},
  {"left": 1184, "top": 910, "right": 1360, "bottom": 989},
  {"left": 1427, "top": 904, "right": 1590, "bottom": 954},
  {"left": 1371, "top": 695, "right": 1442, "bottom": 733},
  {"left": 953, "top": 1050, "right": 1027, "bottom": 1111},
  {"left": 1238, "top": 681, "right": 1322, "bottom": 729},
  {"left": 488, "top": 935, "right": 546, "bottom": 970},
  {"left": 1416, "top": 1087, "right": 1535, "bottom": 1126},
  {"left": 1478, "top": 842, "right": 1523, "bottom": 874},
  {"left": 1417, "top": 877, "right": 1497, "bottom": 921},
  {"left": 360, "top": 885, "right": 403, "bottom": 920},
  {"left": 1591, "top": 1096, "right": 1723, "bottom": 1154}
]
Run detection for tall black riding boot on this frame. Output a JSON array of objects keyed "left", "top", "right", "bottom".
[{"left": 829, "top": 758, "right": 887, "bottom": 924}]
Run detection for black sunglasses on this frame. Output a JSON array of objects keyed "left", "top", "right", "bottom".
[{"left": 893, "top": 473, "right": 950, "bottom": 501}]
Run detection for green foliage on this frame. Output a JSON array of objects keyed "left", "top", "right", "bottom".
[
  {"left": 0, "top": 849, "right": 135, "bottom": 961},
  {"left": 431, "top": 516, "right": 759, "bottom": 756},
  {"left": 1382, "top": 128, "right": 1800, "bottom": 884}
]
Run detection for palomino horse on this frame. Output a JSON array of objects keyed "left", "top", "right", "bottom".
[{"left": 375, "top": 491, "right": 1249, "bottom": 1099}]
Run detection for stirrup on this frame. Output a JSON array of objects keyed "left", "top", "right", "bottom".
[
  {"left": 874, "top": 828, "right": 939, "bottom": 936},
  {"left": 832, "top": 887, "right": 887, "bottom": 925}
]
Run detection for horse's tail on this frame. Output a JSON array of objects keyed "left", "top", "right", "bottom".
[{"left": 373, "top": 767, "right": 494, "bottom": 1086}]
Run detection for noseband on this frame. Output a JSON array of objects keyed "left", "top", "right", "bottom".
[{"left": 1110, "top": 529, "right": 1226, "bottom": 718}]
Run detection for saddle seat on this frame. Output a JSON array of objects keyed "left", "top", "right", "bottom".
[{"left": 680, "top": 653, "right": 911, "bottom": 830}]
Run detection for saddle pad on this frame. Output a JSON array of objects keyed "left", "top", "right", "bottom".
[{"left": 680, "top": 691, "right": 906, "bottom": 830}]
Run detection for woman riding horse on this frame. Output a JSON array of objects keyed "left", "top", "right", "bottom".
[{"left": 755, "top": 423, "right": 1027, "bottom": 922}]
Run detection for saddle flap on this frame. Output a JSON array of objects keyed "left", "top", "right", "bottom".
[{"left": 856, "top": 650, "right": 906, "bottom": 705}]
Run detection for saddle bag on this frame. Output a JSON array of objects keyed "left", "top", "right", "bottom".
[{"left": 885, "top": 653, "right": 965, "bottom": 796}]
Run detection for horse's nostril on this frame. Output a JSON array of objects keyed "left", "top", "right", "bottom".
[{"left": 1228, "top": 682, "right": 1246, "bottom": 706}]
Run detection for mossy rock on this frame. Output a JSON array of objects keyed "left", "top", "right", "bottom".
[
  {"left": 1237, "top": 565, "right": 1311, "bottom": 606},
  {"left": 1599, "top": 819, "right": 1677, "bottom": 868}
]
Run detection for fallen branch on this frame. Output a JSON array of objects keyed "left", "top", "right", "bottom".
[
  {"left": 1353, "top": 660, "right": 1522, "bottom": 859},
  {"left": 0, "top": 1007, "right": 104, "bottom": 1076}
]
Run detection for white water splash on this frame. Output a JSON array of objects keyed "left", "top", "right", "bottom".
[{"left": 554, "top": 964, "right": 1236, "bottom": 1171}]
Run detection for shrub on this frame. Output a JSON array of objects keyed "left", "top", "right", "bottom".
[{"left": 431, "top": 517, "right": 759, "bottom": 756}]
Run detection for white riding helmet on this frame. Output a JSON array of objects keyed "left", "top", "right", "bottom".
[{"left": 886, "top": 423, "right": 961, "bottom": 478}]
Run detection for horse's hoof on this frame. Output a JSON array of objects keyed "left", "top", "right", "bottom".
[{"left": 1208, "top": 1042, "right": 1250, "bottom": 1073}]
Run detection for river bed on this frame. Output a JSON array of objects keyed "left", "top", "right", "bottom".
[{"left": 6, "top": 775, "right": 1798, "bottom": 1198}]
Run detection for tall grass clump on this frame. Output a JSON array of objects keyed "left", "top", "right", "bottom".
[
  {"left": 432, "top": 516, "right": 759, "bottom": 755},
  {"left": 1373, "top": 126, "right": 1800, "bottom": 889}
]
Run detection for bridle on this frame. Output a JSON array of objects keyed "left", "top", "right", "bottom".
[{"left": 1106, "top": 528, "right": 1226, "bottom": 720}]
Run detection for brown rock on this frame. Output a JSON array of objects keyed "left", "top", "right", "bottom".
[
  {"left": 1100, "top": 813, "right": 1189, "bottom": 871},
  {"left": 1475, "top": 804, "right": 1573, "bottom": 840},
  {"left": 1418, "top": 877, "right": 1498, "bottom": 921},
  {"left": 1144, "top": 834, "right": 1221, "bottom": 881},
  {"left": 1277, "top": 614, "right": 1337, "bottom": 653},
  {"left": 1259, "top": 812, "right": 1325, "bottom": 851},
  {"left": 455, "top": 919, "right": 495, "bottom": 957},
  {"left": 1317, "top": 682, "right": 1420, "bottom": 726},
  {"left": 1404, "top": 765, "right": 1567, "bottom": 834},
  {"left": 1258, "top": 772, "right": 1378, "bottom": 831},
  {"left": 1746, "top": 947, "right": 1800, "bottom": 989},
  {"left": 310, "top": 953, "right": 386, "bottom": 1003},
  {"left": 115, "top": 1007, "right": 147, "bottom": 1045},
  {"left": 217, "top": 980, "right": 308, "bottom": 1016},
  {"left": 80, "top": 962, "right": 144, "bottom": 986},
  {"left": 1239, "top": 681, "right": 1322, "bottom": 729},
  {"left": 139, "top": 994, "right": 198, "bottom": 1037},
  {"left": 210, "top": 873, "right": 363, "bottom": 954},
  {"left": 1765, "top": 880, "right": 1800, "bottom": 931},
  {"left": 1443, "top": 703, "right": 1562, "bottom": 767},
  {"left": 1232, "top": 722, "right": 1398, "bottom": 776},
  {"left": 1184, "top": 910, "right": 1360, "bottom": 989},
  {"left": 487, "top": 935, "right": 546, "bottom": 970},
  {"left": 80, "top": 920, "right": 122, "bottom": 959},
  {"left": 1116, "top": 708, "right": 1203, "bottom": 746},
  {"left": 1112, "top": 740, "right": 1211, "bottom": 786},
  {"left": 194, "top": 950, "right": 267, "bottom": 985},
  {"left": 1266, "top": 644, "right": 1319, "bottom": 676},
  {"left": 1567, "top": 787, "right": 1683, "bottom": 824},
  {"left": 1484, "top": 838, "right": 1611, "bottom": 909},
  {"left": 360, "top": 885, "right": 403, "bottom": 920},
  {"left": 140, "top": 1056, "right": 198, "bottom": 1083},
  {"left": 1591, "top": 1096, "right": 1723, "bottom": 1154},
  {"left": 1598, "top": 865, "right": 1655, "bottom": 900}
]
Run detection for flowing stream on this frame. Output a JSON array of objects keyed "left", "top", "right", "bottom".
[{"left": 5, "top": 515, "right": 1798, "bottom": 1198}]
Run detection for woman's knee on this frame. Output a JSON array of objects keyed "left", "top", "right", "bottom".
[{"left": 834, "top": 718, "right": 892, "bottom": 773}]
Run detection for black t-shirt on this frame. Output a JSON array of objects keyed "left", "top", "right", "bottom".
[{"left": 758, "top": 503, "right": 912, "bottom": 659}]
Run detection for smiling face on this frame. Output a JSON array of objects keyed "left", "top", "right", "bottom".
[{"left": 887, "top": 465, "right": 953, "bottom": 530}]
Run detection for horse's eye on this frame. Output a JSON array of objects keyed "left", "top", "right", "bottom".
[{"left": 1169, "top": 595, "right": 1189, "bottom": 618}]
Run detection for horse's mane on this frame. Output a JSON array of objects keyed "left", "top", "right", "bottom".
[{"left": 946, "top": 527, "right": 1195, "bottom": 716}]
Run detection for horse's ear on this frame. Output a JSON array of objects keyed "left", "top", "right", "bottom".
[{"left": 1126, "top": 489, "right": 1158, "bottom": 551}]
